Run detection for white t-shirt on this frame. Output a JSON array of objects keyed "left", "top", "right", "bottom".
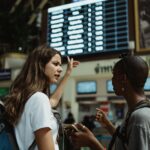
[{"left": 15, "top": 92, "right": 59, "bottom": 150}]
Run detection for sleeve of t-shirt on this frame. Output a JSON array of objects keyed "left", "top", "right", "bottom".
[
  {"left": 127, "top": 110, "right": 150, "bottom": 150},
  {"left": 128, "top": 125, "right": 150, "bottom": 150},
  {"left": 29, "top": 92, "right": 56, "bottom": 132}
]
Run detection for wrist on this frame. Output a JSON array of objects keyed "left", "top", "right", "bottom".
[
  {"left": 105, "top": 121, "right": 115, "bottom": 135},
  {"left": 103, "top": 121, "right": 111, "bottom": 130},
  {"left": 64, "top": 72, "right": 71, "bottom": 77},
  {"left": 89, "top": 136, "right": 103, "bottom": 150},
  {"left": 88, "top": 136, "right": 96, "bottom": 148},
  {"left": 105, "top": 120, "right": 112, "bottom": 127}
]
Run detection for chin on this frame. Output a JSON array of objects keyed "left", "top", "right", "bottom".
[
  {"left": 115, "top": 92, "right": 120, "bottom": 96},
  {"left": 50, "top": 79, "right": 58, "bottom": 84},
  {"left": 115, "top": 91, "right": 122, "bottom": 96},
  {"left": 114, "top": 89, "right": 119, "bottom": 95},
  {"left": 53, "top": 79, "right": 58, "bottom": 83}
]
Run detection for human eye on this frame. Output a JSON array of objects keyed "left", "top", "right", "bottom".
[
  {"left": 53, "top": 61, "right": 62, "bottom": 66},
  {"left": 53, "top": 62, "right": 59, "bottom": 66}
]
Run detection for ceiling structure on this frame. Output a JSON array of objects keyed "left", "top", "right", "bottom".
[
  {"left": 0, "top": 0, "right": 65, "bottom": 26},
  {"left": 0, "top": 0, "right": 70, "bottom": 55}
]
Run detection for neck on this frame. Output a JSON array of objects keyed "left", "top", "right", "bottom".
[{"left": 125, "top": 93, "right": 146, "bottom": 111}]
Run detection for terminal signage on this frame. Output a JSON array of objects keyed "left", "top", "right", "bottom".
[{"left": 0, "top": 69, "right": 11, "bottom": 81}]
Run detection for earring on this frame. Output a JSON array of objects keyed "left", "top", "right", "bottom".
[
  {"left": 121, "top": 80, "right": 125, "bottom": 92},
  {"left": 121, "top": 87, "right": 125, "bottom": 92}
]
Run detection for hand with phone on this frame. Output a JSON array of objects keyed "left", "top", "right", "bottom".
[
  {"left": 70, "top": 123, "right": 104, "bottom": 150},
  {"left": 64, "top": 124, "right": 80, "bottom": 136}
]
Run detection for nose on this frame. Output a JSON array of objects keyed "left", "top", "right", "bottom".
[
  {"left": 111, "top": 75, "right": 114, "bottom": 82},
  {"left": 112, "top": 76, "right": 115, "bottom": 87},
  {"left": 58, "top": 66, "right": 63, "bottom": 73}
]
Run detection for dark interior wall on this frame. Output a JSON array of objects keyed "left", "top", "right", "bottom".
[{"left": 128, "top": 0, "right": 135, "bottom": 42}]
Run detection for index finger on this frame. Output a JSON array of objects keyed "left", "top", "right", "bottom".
[
  {"left": 96, "top": 108, "right": 106, "bottom": 115},
  {"left": 67, "top": 56, "right": 70, "bottom": 62}
]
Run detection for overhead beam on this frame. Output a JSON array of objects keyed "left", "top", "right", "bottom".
[
  {"left": 9, "top": 0, "right": 22, "bottom": 14},
  {"left": 27, "top": 0, "right": 49, "bottom": 25}
]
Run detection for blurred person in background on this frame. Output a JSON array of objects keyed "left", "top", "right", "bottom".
[
  {"left": 82, "top": 115, "right": 95, "bottom": 131},
  {"left": 64, "top": 112, "right": 75, "bottom": 124}
]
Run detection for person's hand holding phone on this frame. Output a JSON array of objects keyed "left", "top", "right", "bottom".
[{"left": 64, "top": 124, "right": 80, "bottom": 136}]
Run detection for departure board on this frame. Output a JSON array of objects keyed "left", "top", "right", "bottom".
[{"left": 47, "top": 0, "right": 129, "bottom": 56}]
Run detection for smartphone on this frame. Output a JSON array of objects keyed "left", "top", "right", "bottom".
[
  {"left": 64, "top": 124, "right": 79, "bottom": 133},
  {"left": 71, "top": 124, "right": 80, "bottom": 132}
]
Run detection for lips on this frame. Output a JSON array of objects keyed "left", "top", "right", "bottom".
[{"left": 55, "top": 74, "right": 60, "bottom": 79}]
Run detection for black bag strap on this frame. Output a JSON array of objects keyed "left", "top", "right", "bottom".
[
  {"left": 7, "top": 123, "right": 20, "bottom": 150},
  {"left": 0, "top": 102, "right": 36, "bottom": 150},
  {"left": 28, "top": 140, "right": 36, "bottom": 150},
  {"left": 27, "top": 109, "right": 59, "bottom": 149},
  {"left": 0, "top": 116, "right": 19, "bottom": 149},
  {"left": 108, "top": 99, "right": 150, "bottom": 150},
  {"left": 124, "top": 99, "right": 150, "bottom": 139},
  {"left": 108, "top": 126, "right": 120, "bottom": 150},
  {"left": 28, "top": 109, "right": 63, "bottom": 150},
  {"left": 52, "top": 109, "right": 65, "bottom": 150},
  {"left": 5, "top": 115, "right": 36, "bottom": 149},
  {"left": 0, "top": 102, "right": 19, "bottom": 150}
]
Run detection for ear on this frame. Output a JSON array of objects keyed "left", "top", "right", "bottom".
[{"left": 122, "top": 74, "right": 128, "bottom": 85}]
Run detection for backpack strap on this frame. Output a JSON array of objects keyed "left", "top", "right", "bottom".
[
  {"left": 52, "top": 109, "right": 65, "bottom": 150},
  {"left": 108, "top": 126, "right": 120, "bottom": 150},
  {"left": 0, "top": 118, "right": 19, "bottom": 150},
  {"left": 28, "top": 140, "right": 36, "bottom": 150},
  {"left": 0, "top": 103, "right": 36, "bottom": 150},
  {"left": 108, "top": 126, "right": 128, "bottom": 150},
  {"left": 108, "top": 99, "right": 150, "bottom": 150},
  {"left": 124, "top": 99, "right": 150, "bottom": 136},
  {"left": 27, "top": 109, "right": 63, "bottom": 150},
  {"left": 0, "top": 102, "right": 5, "bottom": 114},
  {"left": 8, "top": 129, "right": 20, "bottom": 150},
  {"left": 28, "top": 110, "right": 63, "bottom": 150}
]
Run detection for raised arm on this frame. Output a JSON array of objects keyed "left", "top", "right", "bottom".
[
  {"left": 96, "top": 108, "right": 116, "bottom": 135},
  {"left": 50, "top": 57, "right": 80, "bottom": 108}
]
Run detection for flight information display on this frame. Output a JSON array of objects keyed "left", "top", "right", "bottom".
[{"left": 47, "top": 0, "right": 129, "bottom": 56}]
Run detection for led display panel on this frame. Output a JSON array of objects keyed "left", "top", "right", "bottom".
[
  {"left": 144, "top": 77, "right": 150, "bottom": 91},
  {"left": 76, "top": 81, "right": 97, "bottom": 94},
  {"left": 47, "top": 0, "right": 129, "bottom": 56},
  {"left": 106, "top": 80, "right": 114, "bottom": 93}
]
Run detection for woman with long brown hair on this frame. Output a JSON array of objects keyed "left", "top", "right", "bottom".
[{"left": 4, "top": 45, "right": 79, "bottom": 150}]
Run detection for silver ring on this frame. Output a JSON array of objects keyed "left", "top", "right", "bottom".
[{"left": 82, "top": 125, "right": 85, "bottom": 129}]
